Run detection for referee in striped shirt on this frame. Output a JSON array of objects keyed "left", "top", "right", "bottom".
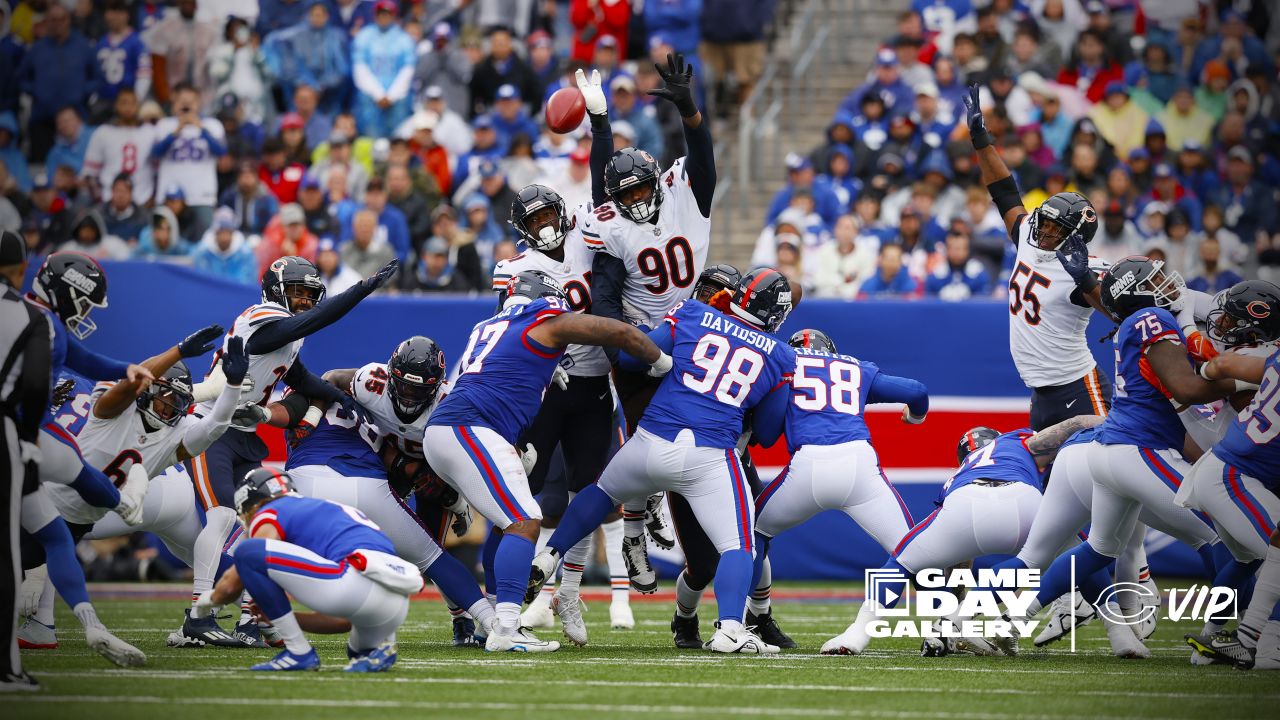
[{"left": 0, "top": 230, "right": 51, "bottom": 692}]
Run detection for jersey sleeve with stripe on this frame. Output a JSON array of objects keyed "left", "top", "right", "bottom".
[
  {"left": 1214, "top": 346, "right": 1280, "bottom": 487},
  {"left": 197, "top": 302, "right": 302, "bottom": 427},
  {"left": 1096, "top": 306, "right": 1189, "bottom": 450},
  {"left": 285, "top": 401, "right": 386, "bottom": 478},
  {"left": 251, "top": 495, "right": 396, "bottom": 562},
  {"left": 784, "top": 350, "right": 880, "bottom": 453}
]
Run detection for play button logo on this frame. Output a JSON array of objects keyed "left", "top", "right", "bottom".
[{"left": 864, "top": 568, "right": 911, "bottom": 616}]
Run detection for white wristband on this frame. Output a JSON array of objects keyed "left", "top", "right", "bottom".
[
  {"left": 302, "top": 405, "right": 324, "bottom": 427},
  {"left": 1235, "top": 379, "right": 1260, "bottom": 393},
  {"left": 648, "top": 352, "right": 673, "bottom": 377}
]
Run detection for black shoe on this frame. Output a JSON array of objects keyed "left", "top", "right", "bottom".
[
  {"left": 452, "top": 617, "right": 481, "bottom": 647},
  {"left": 0, "top": 670, "right": 41, "bottom": 693},
  {"left": 235, "top": 619, "right": 269, "bottom": 648},
  {"left": 166, "top": 609, "right": 244, "bottom": 647},
  {"left": 671, "top": 613, "right": 703, "bottom": 649},
  {"left": 746, "top": 610, "right": 796, "bottom": 649}
]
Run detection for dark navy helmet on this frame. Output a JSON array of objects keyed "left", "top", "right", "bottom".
[
  {"left": 788, "top": 328, "right": 837, "bottom": 354},
  {"left": 603, "top": 147, "right": 662, "bottom": 223},
  {"left": 136, "top": 360, "right": 194, "bottom": 429},
  {"left": 32, "top": 252, "right": 109, "bottom": 340},
  {"left": 1101, "top": 256, "right": 1185, "bottom": 320},
  {"left": 1028, "top": 191, "right": 1098, "bottom": 250},
  {"left": 694, "top": 263, "right": 743, "bottom": 302},
  {"left": 956, "top": 426, "right": 1000, "bottom": 465},
  {"left": 1205, "top": 280, "right": 1280, "bottom": 348},
  {"left": 510, "top": 184, "right": 570, "bottom": 252},
  {"left": 729, "top": 268, "right": 793, "bottom": 332},
  {"left": 504, "top": 269, "right": 567, "bottom": 306},
  {"left": 387, "top": 336, "right": 446, "bottom": 422},
  {"left": 261, "top": 255, "right": 326, "bottom": 314}
]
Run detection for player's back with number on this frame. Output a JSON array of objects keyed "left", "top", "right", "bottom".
[
  {"left": 943, "top": 430, "right": 1042, "bottom": 500},
  {"left": 285, "top": 403, "right": 385, "bottom": 480},
  {"left": 1097, "top": 306, "right": 1189, "bottom": 450},
  {"left": 786, "top": 348, "right": 879, "bottom": 452},
  {"left": 251, "top": 494, "right": 395, "bottom": 561},
  {"left": 1215, "top": 348, "right": 1280, "bottom": 488},
  {"left": 642, "top": 299, "right": 795, "bottom": 448}
]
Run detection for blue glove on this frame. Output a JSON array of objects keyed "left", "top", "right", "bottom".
[
  {"left": 1056, "top": 236, "right": 1098, "bottom": 292},
  {"left": 221, "top": 335, "right": 250, "bottom": 386},
  {"left": 178, "top": 324, "right": 224, "bottom": 358},
  {"left": 963, "top": 83, "right": 991, "bottom": 150}
]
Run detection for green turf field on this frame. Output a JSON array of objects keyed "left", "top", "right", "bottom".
[{"left": 11, "top": 585, "right": 1277, "bottom": 720}]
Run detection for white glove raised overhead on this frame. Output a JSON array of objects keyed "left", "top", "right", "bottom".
[
  {"left": 520, "top": 443, "right": 538, "bottom": 476},
  {"left": 648, "top": 352, "right": 673, "bottom": 378},
  {"left": 575, "top": 68, "right": 608, "bottom": 116},
  {"left": 116, "top": 464, "right": 150, "bottom": 526}
]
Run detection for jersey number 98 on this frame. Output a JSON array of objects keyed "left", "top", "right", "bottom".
[{"left": 682, "top": 334, "right": 765, "bottom": 407}]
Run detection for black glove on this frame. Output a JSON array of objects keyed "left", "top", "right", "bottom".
[
  {"left": 361, "top": 259, "right": 399, "bottom": 292},
  {"left": 963, "top": 83, "right": 992, "bottom": 150},
  {"left": 648, "top": 52, "right": 698, "bottom": 118},
  {"left": 336, "top": 392, "right": 372, "bottom": 425},
  {"left": 178, "top": 324, "right": 224, "bottom": 358},
  {"left": 50, "top": 378, "right": 77, "bottom": 412},
  {"left": 221, "top": 335, "right": 250, "bottom": 386},
  {"left": 1056, "top": 235, "right": 1098, "bottom": 292}
]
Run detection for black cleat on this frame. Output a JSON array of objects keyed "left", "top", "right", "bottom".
[
  {"left": 452, "top": 617, "right": 481, "bottom": 648},
  {"left": 746, "top": 610, "right": 796, "bottom": 649},
  {"left": 1186, "top": 629, "right": 1255, "bottom": 669},
  {"left": 235, "top": 620, "right": 269, "bottom": 648},
  {"left": 0, "top": 670, "right": 41, "bottom": 692},
  {"left": 671, "top": 613, "right": 704, "bottom": 649},
  {"left": 166, "top": 609, "right": 244, "bottom": 647}
]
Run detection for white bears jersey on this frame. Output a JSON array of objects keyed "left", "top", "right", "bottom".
[
  {"left": 1007, "top": 214, "right": 1108, "bottom": 388},
  {"left": 351, "top": 361, "right": 449, "bottom": 459},
  {"left": 579, "top": 157, "right": 710, "bottom": 330},
  {"left": 491, "top": 218, "right": 610, "bottom": 376},
  {"left": 198, "top": 302, "right": 302, "bottom": 431},
  {"left": 81, "top": 123, "right": 157, "bottom": 205},
  {"left": 153, "top": 117, "right": 225, "bottom": 206}
]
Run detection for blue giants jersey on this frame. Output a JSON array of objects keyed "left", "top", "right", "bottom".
[
  {"left": 49, "top": 372, "right": 97, "bottom": 437},
  {"left": 95, "top": 32, "right": 148, "bottom": 99},
  {"left": 1214, "top": 349, "right": 1280, "bottom": 488},
  {"left": 285, "top": 403, "right": 386, "bottom": 480},
  {"left": 785, "top": 349, "right": 880, "bottom": 453},
  {"left": 429, "top": 297, "right": 570, "bottom": 444},
  {"left": 941, "top": 429, "right": 1043, "bottom": 502},
  {"left": 1096, "top": 307, "right": 1189, "bottom": 450},
  {"left": 641, "top": 300, "right": 797, "bottom": 449},
  {"left": 249, "top": 495, "right": 395, "bottom": 562}
]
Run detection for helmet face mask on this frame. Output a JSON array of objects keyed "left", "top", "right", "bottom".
[
  {"left": 694, "top": 263, "right": 742, "bottom": 302},
  {"left": 281, "top": 282, "right": 323, "bottom": 313},
  {"left": 34, "top": 252, "right": 109, "bottom": 340},
  {"left": 1028, "top": 192, "right": 1097, "bottom": 251},
  {"left": 138, "top": 362, "right": 194, "bottom": 430},
  {"left": 262, "top": 257, "right": 326, "bottom": 314},
  {"left": 729, "top": 269, "right": 793, "bottom": 333},
  {"left": 504, "top": 269, "right": 567, "bottom": 308},
  {"left": 604, "top": 148, "right": 663, "bottom": 224},
  {"left": 1102, "top": 256, "right": 1186, "bottom": 319},
  {"left": 614, "top": 181, "right": 659, "bottom": 223},
  {"left": 511, "top": 184, "right": 569, "bottom": 252},
  {"left": 387, "top": 336, "right": 445, "bottom": 422},
  {"left": 1204, "top": 281, "right": 1280, "bottom": 348}
]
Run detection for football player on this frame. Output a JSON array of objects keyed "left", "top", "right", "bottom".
[
  {"left": 196, "top": 468, "right": 416, "bottom": 672},
  {"left": 495, "top": 184, "right": 635, "bottom": 638},
  {"left": 176, "top": 256, "right": 397, "bottom": 647},
  {"left": 530, "top": 269, "right": 796, "bottom": 654},
  {"left": 425, "top": 270, "right": 667, "bottom": 652}
]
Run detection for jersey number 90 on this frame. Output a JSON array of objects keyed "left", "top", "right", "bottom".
[{"left": 638, "top": 237, "right": 695, "bottom": 295}]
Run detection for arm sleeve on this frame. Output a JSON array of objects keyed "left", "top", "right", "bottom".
[
  {"left": 245, "top": 283, "right": 370, "bottom": 355},
  {"left": 200, "top": 127, "right": 227, "bottom": 157},
  {"left": 617, "top": 325, "right": 674, "bottom": 372},
  {"left": 590, "top": 122, "right": 614, "bottom": 206},
  {"left": 590, "top": 251, "right": 628, "bottom": 363},
  {"left": 867, "top": 373, "right": 929, "bottom": 418},
  {"left": 277, "top": 390, "right": 314, "bottom": 425},
  {"left": 282, "top": 359, "right": 346, "bottom": 405},
  {"left": 150, "top": 131, "right": 178, "bottom": 159},
  {"left": 17, "top": 313, "right": 53, "bottom": 442},
  {"left": 65, "top": 337, "right": 132, "bottom": 381},
  {"left": 178, "top": 379, "right": 240, "bottom": 457},
  {"left": 750, "top": 384, "right": 789, "bottom": 449},
  {"left": 681, "top": 120, "right": 716, "bottom": 218}
]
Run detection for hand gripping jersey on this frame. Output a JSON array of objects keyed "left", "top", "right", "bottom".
[
  {"left": 642, "top": 299, "right": 796, "bottom": 449},
  {"left": 1214, "top": 347, "right": 1280, "bottom": 488},
  {"left": 248, "top": 494, "right": 395, "bottom": 562},
  {"left": 940, "top": 429, "right": 1044, "bottom": 502},
  {"left": 1007, "top": 214, "right": 1108, "bottom": 388},
  {"left": 284, "top": 402, "right": 386, "bottom": 480},
  {"left": 580, "top": 158, "right": 711, "bottom": 329},
  {"left": 1096, "top": 307, "right": 1190, "bottom": 450},
  {"left": 428, "top": 297, "right": 570, "bottom": 444},
  {"left": 491, "top": 220, "right": 609, "bottom": 377},
  {"left": 351, "top": 361, "right": 448, "bottom": 458},
  {"left": 198, "top": 302, "right": 302, "bottom": 430},
  {"left": 785, "top": 348, "right": 880, "bottom": 453}
]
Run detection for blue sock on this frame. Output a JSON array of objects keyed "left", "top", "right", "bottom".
[
  {"left": 973, "top": 556, "right": 1029, "bottom": 595},
  {"left": 749, "top": 535, "right": 771, "bottom": 592},
  {"left": 713, "top": 549, "right": 753, "bottom": 624},
  {"left": 34, "top": 519, "right": 90, "bottom": 608},
  {"left": 1082, "top": 565, "right": 1116, "bottom": 607},
  {"left": 482, "top": 526, "right": 501, "bottom": 596},
  {"left": 493, "top": 534, "right": 535, "bottom": 607},
  {"left": 1038, "top": 543, "right": 1112, "bottom": 608},
  {"left": 70, "top": 463, "right": 121, "bottom": 509},
  {"left": 546, "top": 484, "right": 615, "bottom": 556},
  {"left": 1211, "top": 545, "right": 1261, "bottom": 616},
  {"left": 1197, "top": 544, "right": 1217, "bottom": 579},
  {"left": 425, "top": 550, "right": 484, "bottom": 610},
  {"left": 232, "top": 539, "right": 292, "bottom": 618}
]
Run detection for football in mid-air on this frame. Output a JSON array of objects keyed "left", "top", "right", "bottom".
[{"left": 545, "top": 87, "right": 587, "bottom": 134}]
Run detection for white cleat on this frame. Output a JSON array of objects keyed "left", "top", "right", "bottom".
[
  {"left": 644, "top": 493, "right": 676, "bottom": 550},
  {"left": 1033, "top": 593, "right": 1096, "bottom": 647},
  {"left": 17, "top": 618, "right": 57, "bottom": 649},
  {"left": 525, "top": 550, "right": 559, "bottom": 604},
  {"left": 621, "top": 535, "right": 657, "bottom": 594},
  {"left": 955, "top": 636, "right": 1002, "bottom": 656},
  {"left": 85, "top": 625, "right": 146, "bottom": 667},
  {"left": 552, "top": 591, "right": 588, "bottom": 647},
  {"left": 521, "top": 592, "right": 555, "bottom": 629},
  {"left": 610, "top": 601, "right": 635, "bottom": 630},
  {"left": 484, "top": 626, "right": 561, "bottom": 653},
  {"left": 1105, "top": 619, "right": 1150, "bottom": 659},
  {"left": 820, "top": 627, "right": 870, "bottom": 656},
  {"left": 704, "top": 623, "right": 779, "bottom": 655},
  {"left": 991, "top": 615, "right": 1020, "bottom": 656}
]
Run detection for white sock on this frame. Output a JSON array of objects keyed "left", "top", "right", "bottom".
[
  {"left": 73, "top": 602, "right": 105, "bottom": 631},
  {"left": 35, "top": 576, "right": 55, "bottom": 625},
  {"left": 748, "top": 558, "right": 772, "bottom": 616},
  {"left": 601, "top": 517, "right": 629, "bottom": 604},
  {"left": 192, "top": 506, "right": 237, "bottom": 611},
  {"left": 238, "top": 591, "right": 255, "bottom": 625},
  {"left": 622, "top": 500, "right": 646, "bottom": 539},
  {"left": 1240, "top": 546, "right": 1280, "bottom": 645},
  {"left": 468, "top": 598, "right": 497, "bottom": 635},
  {"left": 719, "top": 618, "right": 743, "bottom": 633},
  {"left": 559, "top": 536, "right": 591, "bottom": 596},
  {"left": 270, "top": 612, "right": 312, "bottom": 654},
  {"left": 536, "top": 584, "right": 555, "bottom": 605},
  {"left": 495, "top": 601, "right": 521, "bottom": 634},
  {"left": 675, "top": 571, "right": 704, "bottom": 618},
  {"left": 534, "top": 525, "right": 554, "bottom": 554}
]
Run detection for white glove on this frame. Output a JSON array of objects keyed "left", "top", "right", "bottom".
[
  {"left": 575, "top": 68, "right": 607, "bottom": 116},
  {"left": 18, "top": 564, "right": 48, "bottom": 618},
  {"left": 552, "top": 365, "right": 570, "bottom": 391},
  {"left": 520, "top": 443, "right": 538, "bottom": 476},
  {"left": 193, "top": 589, "right": 222, "bottom": 618},
  {"left": 18, "top": 440, "right": 41, "bottom": 465},
  {"left": 451, "top": 504, "right": 473, "bottom": 537},
  {"left": 901, "top": 407, "right": 927, "bottom": 425},
  {"left": 648, "top": 352, "right": 673, "bottom": 378},
  {"left": 231, "top": 402, "right": 271, "bottom": 429},
  {"left": 115, "top": 464, "right": 150, "bottom": 527}
]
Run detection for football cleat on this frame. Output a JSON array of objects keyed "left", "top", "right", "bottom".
[
  {"left": 166, "top": 609, "right": 244, "bottom": 647},
  {"left": 1186, "top": 630, "right": 1252, "bottom": 668},
  {"left": 671, "top": 613, "right": 703, "bottom": 649},
  {"left": 644, "top": 494, "right": 676, "bottom": 549},
  {"left": 954, "top": 634, "right": 1001, "bottom": 656},
  {"left": 484, "top": 626, "right": 561, "bottom": 653},
  {"left": 991, "top": 614, "right": 1020, "bottom": 656},
  {"left": 452, "top": 617, "right": 481, "bottom": 647},
  {"left": 259, "top": 622, "right": 285, "bottom": 648},
  {"left": 1102, "top": 618, "right": 1149, "bottom": 659},
  {"left": 251, "top": 648, "right": 321, "bottom": 672},
  {"left": 0, "top": 670, "right": 41, "bottom": 693},
  {"left": 920, "top": 635, "right": 954, "bottom": 657},
  {"left": 821, "top": 629, "right": 870, "bottom": 656},
  {"left": 525, "top": 550, "right": 559, "bottom": 604},
  {"left": 705, "top": 622, "right": 779, "bottom": 655},
  {"left": 234, "top": 619, "right": 269, "bottom": 648},
  {"left": 85, "top": 625, "right": 146, "bottom": 667},
  {"left": 1033, "top": 593, "right": 1096, "bottom": 647},
  {"left": 746, "top": 610, "right": 796, "bottom": 649},
  {"left": 552, "top": 591, "right": 588, "bottom": 647},
  {"left": 621, "top": 535, "right": 657, "bottom": 594},
  {"left": 17, "top": 619, "right": 57, "bottom": 649},
  {"left": 610, "top": 601, "right": 635, "bottom": 630},
  {"left": 345, "top": 643, "right": 398, "bottom": 673},
  {"left": 521, "top": 592, "right": 555, "bottom": 629}
]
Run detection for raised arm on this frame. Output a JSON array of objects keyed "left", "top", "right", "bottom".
[
  {"left": 648, "top": 53, "right": 714, "bottom": 218},
  {"left": 576, "top": 68, "right": 613, "bottom": 207},
  {"left": 246, "top": 261, "right": 398, "bottom": 355},
  {"left": 963, "top": 83, "right": 1025, "bottom": 236},
  {"left": 176, "top": 336, "right": 249, "bottom": 461},
  {"left": 93, "top": 324, "right": 223, "bottom": 420}
]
